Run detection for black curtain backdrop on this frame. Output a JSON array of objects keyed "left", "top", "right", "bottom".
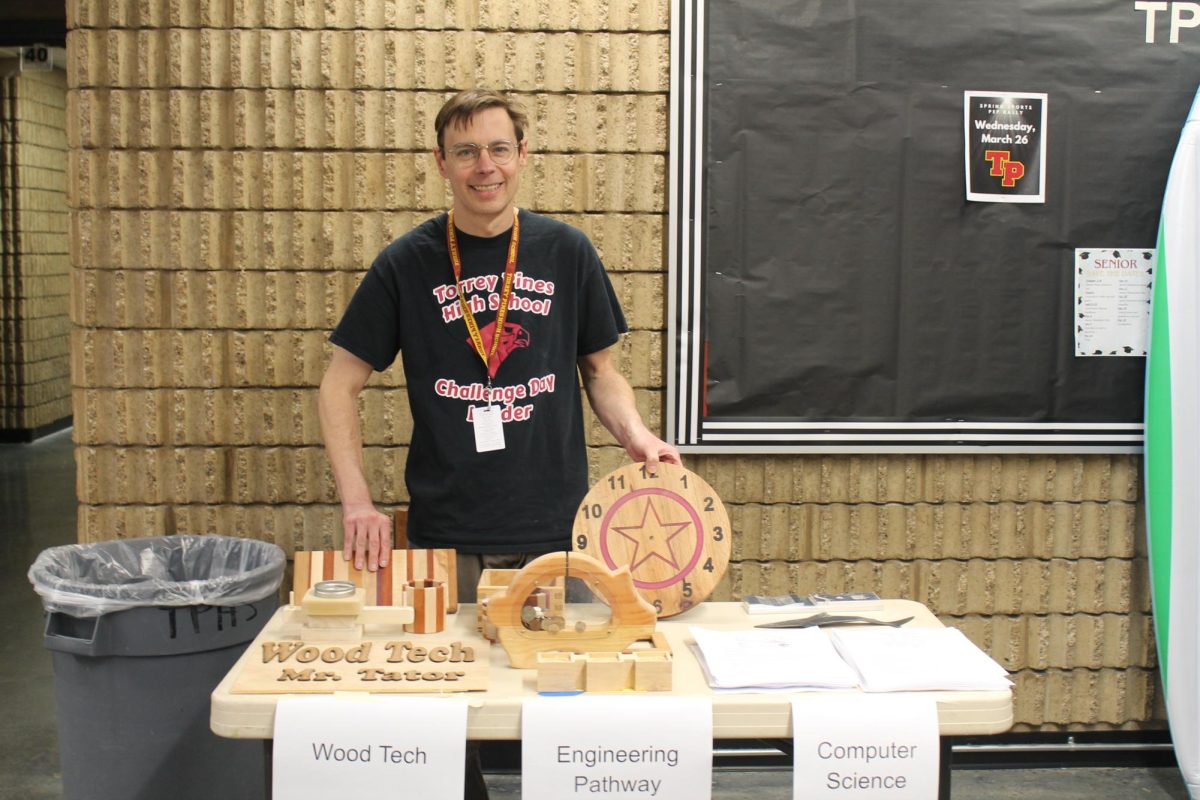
[{"left": 701, "top": 0, "right": 1200, "bottom": 423}]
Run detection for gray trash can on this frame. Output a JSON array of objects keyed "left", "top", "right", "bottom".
[{"left": 29, "top": 535, "right": 285, "bottom": 800}]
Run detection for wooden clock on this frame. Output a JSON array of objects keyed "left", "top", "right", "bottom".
[{"left": 571, "top": 462, "right": 731, "bottom": 617}]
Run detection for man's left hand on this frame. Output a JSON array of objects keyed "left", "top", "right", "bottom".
[{"left": 625, "top": 429, "right": 682, "bottom": 475}]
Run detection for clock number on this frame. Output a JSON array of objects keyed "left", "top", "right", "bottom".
[
  {"left": 583, "top": 503, "right": 603, "bottom": 520},
  {"left": 653, "top": 599, "right": 663, "bottom": 613},
  {"left": 703, "top": 496, "right": 715, "bottom": 512},
  {"left": 639, "top": 464, "right": 659, "bottom": 479},
  {"left": 682, "top": 580, "right": 693, "bottom": 598},
  {"left": 608, "top": 474, "right": 625, "bottom": 490},
  {"left": 703, "top": 557, "right": 714, "bottom": 572},
  {"left": 576, "top": 534, "right": 588, "bottom": 549},
  {"left": 713, "top": 526, "right": 724, "bottom": 541},
  {"left": 679, "top": 473, "right": 689, "bottom": 488}
]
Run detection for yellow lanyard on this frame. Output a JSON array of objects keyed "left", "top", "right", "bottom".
[{"left": 445, "top": 207, "right": 520, "bottom": 381}]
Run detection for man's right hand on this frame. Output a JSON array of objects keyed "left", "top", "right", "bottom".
[{"left": 341, "top": 503, "right": 392, "bottom": 572}]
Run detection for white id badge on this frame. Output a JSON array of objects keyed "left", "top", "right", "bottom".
[{"left": 472, "top": 405, "right": 505, "bottom": 452}]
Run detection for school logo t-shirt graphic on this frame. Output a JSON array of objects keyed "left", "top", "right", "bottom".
[{"left": 473, "top": 320, "right": 531, "bottom": 377}]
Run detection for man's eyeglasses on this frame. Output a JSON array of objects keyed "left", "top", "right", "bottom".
[{"left": 444, "top": 140, "right": 519, "bottom": 167}]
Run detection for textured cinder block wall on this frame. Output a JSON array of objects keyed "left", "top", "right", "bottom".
[
  {"left": 65, "top": 1, "right": 1155, "bottom": 731},
  {"left": 1, "top": 67, "right": 72, "bottom": 439}
]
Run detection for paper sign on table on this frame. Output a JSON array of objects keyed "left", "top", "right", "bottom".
[
  {"left": 273, "top": 696, "right": 467, "bottom": 800},
  {"left": 792, "top": 694, "right": 939, "bottom": 799},
  {"left": 521, "top": 695, "right": 713, "bottom": 800}
]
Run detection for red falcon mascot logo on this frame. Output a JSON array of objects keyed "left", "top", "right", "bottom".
[{"left": 473, "top": 321, "right": 530, "bottom": 377}]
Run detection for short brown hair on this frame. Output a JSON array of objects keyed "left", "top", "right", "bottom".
[{"left": 434, "top": 90, "right": 528, "bottom": 151}]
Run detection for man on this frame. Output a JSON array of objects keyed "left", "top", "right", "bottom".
[
  {"left": 319, "top": 87, "right": 680, "bottom": 589},
  {"left": 319, "top": 89, "right": 679, "bottom": 798}
]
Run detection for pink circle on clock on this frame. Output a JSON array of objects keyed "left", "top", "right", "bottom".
[{"left": 597, "top": 487, "right": 705, "bottom": 590}]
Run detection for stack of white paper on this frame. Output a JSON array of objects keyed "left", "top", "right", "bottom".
[
  {"left": 689, "top": 626, "right": 861, "bottom": 690},
  {"left": 829, "top": 627, "right": 1012, "bottom": 692}
]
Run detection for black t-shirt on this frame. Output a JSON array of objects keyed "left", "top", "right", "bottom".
[{"left": 330, "top": 209, "right": 628, "bottom": 553}]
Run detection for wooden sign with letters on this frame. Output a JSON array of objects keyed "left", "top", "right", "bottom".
[{"left": 231, "top": 634, "right": 489, "bottom": 694}]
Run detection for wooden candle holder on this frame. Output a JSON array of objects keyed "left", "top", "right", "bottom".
[{"left": 404, "top": 579, "right": 447, "bottom": 634}]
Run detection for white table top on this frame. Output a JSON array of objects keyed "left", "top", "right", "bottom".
[{"left": 210, "top": 599, "right": 1012, "bottom": 739}]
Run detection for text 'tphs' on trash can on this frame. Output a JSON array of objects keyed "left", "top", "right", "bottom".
[{"left": 29, "top": 535, "right": 286, "bottom": 800}]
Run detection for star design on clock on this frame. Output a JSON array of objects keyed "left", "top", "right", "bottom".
[{"left": 611, "top": 500, "right": 693, "bottom": 573}]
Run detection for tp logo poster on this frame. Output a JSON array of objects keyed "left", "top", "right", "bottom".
[{"left": 964, "top": 91, "right": 1048, "bottom": 203}]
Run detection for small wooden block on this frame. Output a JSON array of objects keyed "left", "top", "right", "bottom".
[
  {"left": 476, "top": 568, "right": 519, "bottom": 612},
  {"left": 632, "top": 652, "right": 673, "bottom": 691},
  {"left": 476, "top": 569, "right": 520, "bottom": 639},
  {"left": 300, "top": 587, "right": 365, "bottom": 617},
  {"left": 536, "top": 652, "right": 586, "bottom": 693},
  {"left": 584, "top": 653, "right": 629, "bottom": 692}
]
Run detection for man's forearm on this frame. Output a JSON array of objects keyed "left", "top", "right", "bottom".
[
  {"left": 318, "top": 381, "right": 375, "bottom": 509},
  {"left": 318, "top": 356, "right": 393, "bottom": 570},
  {"left": 582, "top": 363, "right": 645, "bottom": 449},
  {"left": 578, "top": 348, "right": 680, "bottom": 468}
]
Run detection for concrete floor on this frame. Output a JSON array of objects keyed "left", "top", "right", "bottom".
[
  {"left": 1, "top": 428, "right": 74, "bottom": 799},
  {"left": 488, "top": 768, "right": 1191, "bottom": 798},
  {"left": 0, "top": 429, "right": 1192, "bottom": 799}
]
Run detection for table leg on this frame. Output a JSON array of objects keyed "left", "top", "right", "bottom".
[
  {"left": 264, "top": 740, "right": 273, "bottom": 800},
  {"left": 938, "top": 737, "right": 952, "bottom": 800}
]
